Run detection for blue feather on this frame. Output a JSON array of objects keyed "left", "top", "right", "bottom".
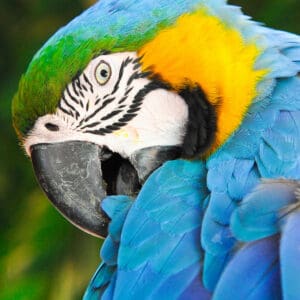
[
  {"left": 101, "top": 195, "right": 134, "bottom": 241},
  {"left": 280, "top": 210, "right": 300, "bottom": 300},
  {"left": 152, "top": 263, "right": 202, "bottom": 300},
  {"left": 282, "top": 46, "right": 300, "bottom": 62},
  {"left": 257, "top": 111, "right": 300, "bottom": 179},
  {"left": 39, "top": 0, "right": 207, "bottom": 57},
  {"left": 213, "top": 237, "right": 281, "bottom": 300},
  {"left": 231, "top": 180, "right": 299, "bottom": 242},
  {"left": 102, "top": 273, "right": 117, "bottom": 300},
  {"left": 203, "top": 252, "right": 231, "bottom": 291},
  {"left": 206, "top": 192, "right": 236, "bottom": 225},
  {"left": 100, "top": 236, "right": 118, "bottom": 266},
  {"left": 179, "top": 273, "right": 212, "bottom": 300},
  {"left": 84, "top": 195, "right": 133, "bottom": 299},
  {"left": 269, "top": 78, "right": 300, "bottom": 111},
  {"left": 202, "top": 212, "right": 235, "bottom": 255},
  {"left": 255, "top": 48, "right": 299, "bottom": 79},
  {"left": 83, "top": 263, "right": 115, "bottom": 300}
]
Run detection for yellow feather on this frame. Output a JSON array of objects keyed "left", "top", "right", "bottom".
[{"left": 139, "top": 9, "right": 268, "bottom": 154}]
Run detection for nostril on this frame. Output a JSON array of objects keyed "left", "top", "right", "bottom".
[{"left": 45, "top": 123, "right": 59, "bottom": 131}]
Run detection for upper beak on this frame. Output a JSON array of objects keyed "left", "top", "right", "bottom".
[
  {"left": 31, "top": 141, "right": 110, "bottom": 238},
  {"left": 30, "top": 141, "right": 181, "bottom": 238}
]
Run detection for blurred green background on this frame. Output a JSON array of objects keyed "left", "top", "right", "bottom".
[{"left": 0, "top": 1, "right": 299, "bottom": 299}]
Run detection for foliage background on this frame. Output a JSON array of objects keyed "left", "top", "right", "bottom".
[{"left": 0, "top": 0, "right": 299, "bottom": 299}]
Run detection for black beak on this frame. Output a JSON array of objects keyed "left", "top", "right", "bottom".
[
  {"left": 30, "top": 141, "right": 181, "bottom": 238},
  {"left": 31, "top": 141, "right": 110, "bottom": 238}
]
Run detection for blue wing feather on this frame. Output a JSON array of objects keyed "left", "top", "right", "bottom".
[
  {"left": 280, "top": 210, "right": 300, "bottom": 300},
  {"left": 100, "top": 236, "right": 118, "bottom": 266},
  {"left": 110, "top": 160, "right": 209, "bottom": 299},
  {"left": 213, "top": 236, "right": 281, "bottom": 300},
  {"left": 84, "top": 196, "right": 133, "bottom": 300},
  {"left": 151, "top": 263, "right": 203, "bottom": 300},
  {"left": 101, "top": 273, "right": 117, "bottom": 300},
  {"left": 84, "top": 263, "right": 115, "bottom": 300},
  {"left": 202, "top": 252, "right": 231, "bottom": 291},
  {"left": 201, "top": 213, "right": 235, "bottom": 255},
  {"left": 231, "top": 180, "right": 299, "bottom": 242},
  {"left": 206, "top": 192, "right": 236, "bottom": 225},
  {"left": 101, "top": 196, "right": 134, "bottom": 242},
  {"left": 178, "top": 273, "right": 212, "bottom": 300}
]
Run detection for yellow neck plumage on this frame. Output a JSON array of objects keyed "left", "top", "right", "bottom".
[{"left": 139, "top": 9, "right": 268, "bottom": 154}]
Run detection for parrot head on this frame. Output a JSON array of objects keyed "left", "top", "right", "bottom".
[
  {"left": 12, "top": 1, "right": 267, "bottom": 237},
  {"left": 15, "top": 50, "right": 208, "bottom": 238}
]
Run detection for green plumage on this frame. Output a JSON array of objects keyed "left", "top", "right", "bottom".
[{"left": 13, "top": 34, "right": 150, "bottom": 138}]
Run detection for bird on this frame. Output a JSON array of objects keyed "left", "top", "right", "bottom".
[{"left": 12, "top": 0, "right": 300, "bottom": 299}]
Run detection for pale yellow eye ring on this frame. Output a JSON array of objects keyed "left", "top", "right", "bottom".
[{"left": 95, "top": 60, "right": 111, "bottom": 85}]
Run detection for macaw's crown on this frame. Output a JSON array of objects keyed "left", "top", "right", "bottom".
[{"left": 12, "top": 0, "right": 204, "bottom": 139}]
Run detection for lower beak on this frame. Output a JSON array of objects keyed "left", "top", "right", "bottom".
[{"left": 31, "top": 141, "right": 109, "bottom": 238}]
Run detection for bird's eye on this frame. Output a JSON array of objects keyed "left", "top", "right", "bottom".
[
  {"left": 95, "top": 61, "right": 111, "bottom": 85},
  {"left": 45, "top": 123, "right": 59, "bottom": 131}
]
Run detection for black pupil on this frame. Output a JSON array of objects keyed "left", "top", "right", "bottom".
[
  {"left": 45, "top": 123, "right": 59, "bottom": 131},
  {"left": 100, "top": 69, "right": 108, "bottom": 77}
]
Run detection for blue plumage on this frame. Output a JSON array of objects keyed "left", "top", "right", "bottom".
[
  {"left": 213, "top": 236, "right": 281, "bottom": 300},
  {"left": 114, "top": 160, "right": 207, "bottom": 299},
  {"left": 86, "top": 160, "right": 208, "bottom": 299},
  {"left": 281, "top": 210, "right": 300, "bottom": 300},
  {"left": 201, "top": 25, "right": 300, "bottom": 290},
  {"left": 76, "top": 1, "right": 300, "bottom": 299},
  {"left": 231, "top": 180, "right": 299, "bottom": 242},
  {"left": 84, "top": 195, "right": 133, "bottom": 299}
]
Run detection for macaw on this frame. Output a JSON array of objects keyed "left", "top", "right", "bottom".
[{"left": 12, "top": 0, "right": 300, "bottom": 299}]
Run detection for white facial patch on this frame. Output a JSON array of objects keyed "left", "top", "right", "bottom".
[{"left": 24, "top": 52, "right": 188, "bottom": 157}]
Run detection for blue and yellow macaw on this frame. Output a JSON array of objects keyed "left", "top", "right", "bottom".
[{"left": 12, "top": 0, "right": 300, "bottom": 299}]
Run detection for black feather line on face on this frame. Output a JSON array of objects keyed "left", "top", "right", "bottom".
[
  {"left": 58, "top": 101, "right": 74, "bottom": 118},
  {"left": 179, "top": 85, "right": 217, "bottom": 158},
  {"left": 85, "top": 79, "right": 169, "bottom": 135},
  {"left": 111, "top": 60, "right": 127, "bottom": 95},
  {"left": 83, "top": 73, "right": 94, "bottom": 93}
]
